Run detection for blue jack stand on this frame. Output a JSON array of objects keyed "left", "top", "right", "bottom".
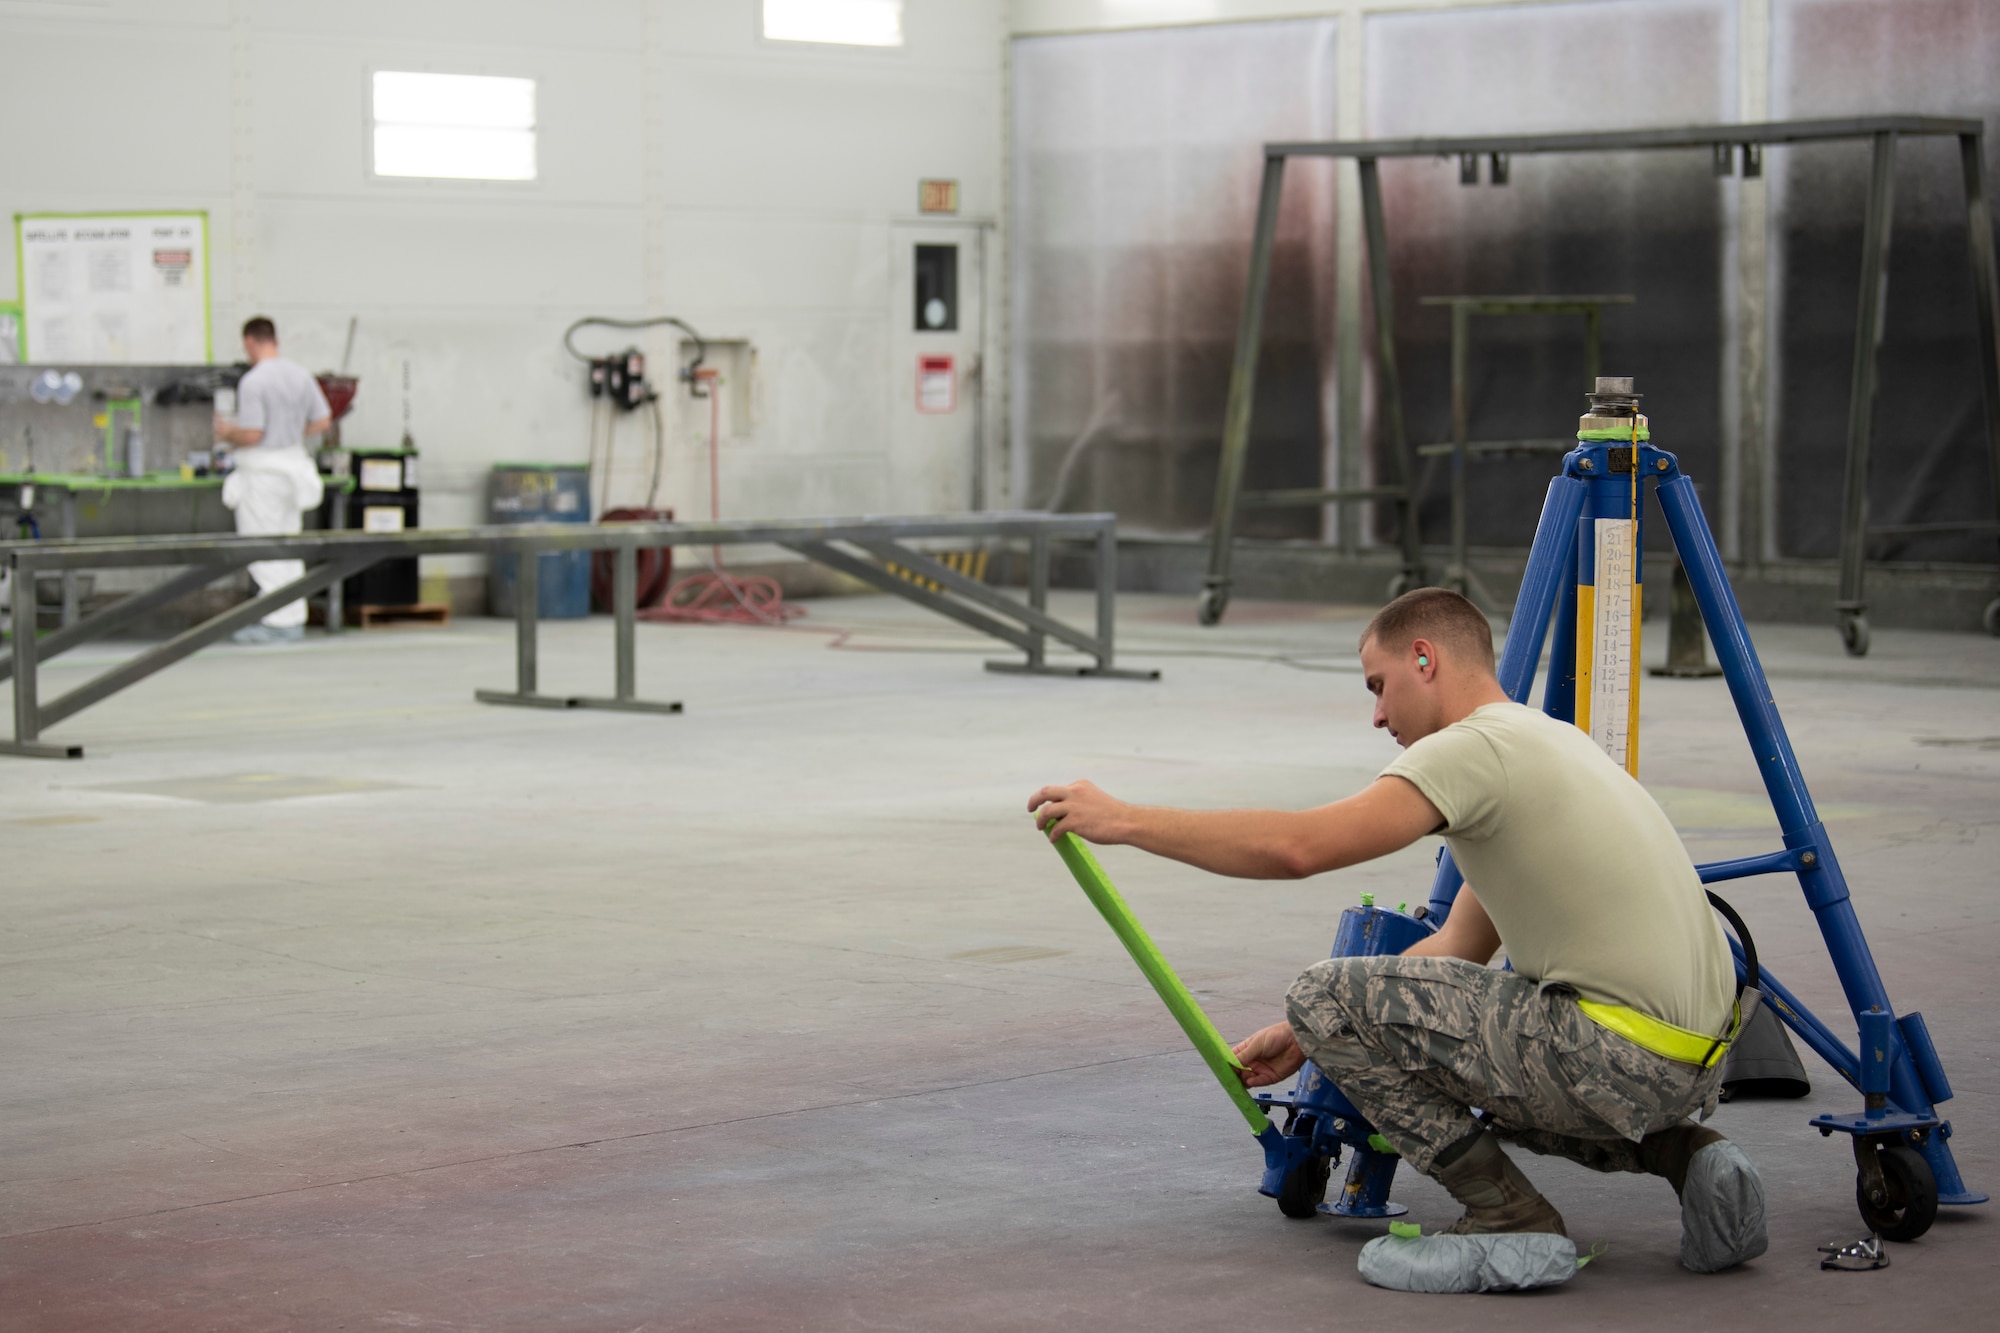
[
  {"left": 1253, "top": 390, "right": 1983, "bottom": 1241},
  {"left": 1251, "top": 896, "right": 1435, "bottom": 1218}
]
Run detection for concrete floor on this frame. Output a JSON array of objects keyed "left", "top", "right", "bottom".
[{"left": 4, "top": 592, "right": 1997, "bottom": 1330}]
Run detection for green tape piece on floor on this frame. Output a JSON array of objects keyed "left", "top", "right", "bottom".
[
  {"left": 1389, "top": 1221, "right": 1423, "bottom": 1239},
  {"left": 1575, "top": 428, "right": 1651, "bottom": 442},
  {"left": 1046, "top": 828, "right": 1270, "bottom": 1135}
]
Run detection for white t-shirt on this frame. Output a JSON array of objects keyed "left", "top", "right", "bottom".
[
  {"left": 235, "top": 356, "right": 330, "bottom": 468},
  {"left": 1383, "top": 702, "right": 1735, "bottom": 1035}
]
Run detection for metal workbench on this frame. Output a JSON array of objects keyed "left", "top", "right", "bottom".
[
  {"left": 1199, "top": 116, "right": 2000, "bottom": 654},
  {"left": 1, "top": 470, "right": 357, "bottom": 628},
  {"left": 0, "top": 511, "right": 1155, "bottom": 759}
]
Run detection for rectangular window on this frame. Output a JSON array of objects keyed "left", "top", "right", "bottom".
[
  {"left": 762, "top": 0, "right": 903, "bottom": 48},
  {"left": 914, "top": 245, "right": 957, "bottom": 331},
  {"left": 372, "top": 71, "right": 536, "bottom": 181}
]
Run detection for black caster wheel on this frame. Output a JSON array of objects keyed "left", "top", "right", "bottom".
[
  {"left": 1196, "top": 585, "right": 1228, "bottom": 627},
  {"left": 1857, "top": 1141, "right": 1937, "bottom": 1242},
  {"left": 1276, "top": 1150, "right": 1333, "bottom": 1219},
  {"left": 1839, "top": 613, "right": 1870, "bottom": 658},
  {"left": 1983, "top": 597, "right": 2000, "bottom": 638}
]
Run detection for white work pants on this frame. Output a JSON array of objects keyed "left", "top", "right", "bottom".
[{"left": 223, "top": 451, "right": 325, "bottom": 628}]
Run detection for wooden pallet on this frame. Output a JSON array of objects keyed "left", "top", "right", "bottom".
[{"left": 345, "top": 602, "right": 451, "bottom": 629}]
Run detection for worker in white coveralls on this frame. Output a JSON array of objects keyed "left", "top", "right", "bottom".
[
  {"left": 1029, "top": 588, "right": 1767, "bottom": 1287},
  {"left": 213, "top": 316, "right": 330, "bottom": 644}
]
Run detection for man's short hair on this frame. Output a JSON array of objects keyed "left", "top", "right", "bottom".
[
  {"left": 241, "top": 316, "right": 278, "bottom": 343},
  {"left": 1360, "top": 587, "right": 1496, "bottom": 672}
]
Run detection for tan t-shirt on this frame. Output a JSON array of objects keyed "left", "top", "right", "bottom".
[{"left": 1382, "top": 701, "right": 1734, "bottom": 1035}]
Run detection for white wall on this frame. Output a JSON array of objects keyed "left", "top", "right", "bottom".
[{"left": 0, "top": 0, "right": 1003, "bottom": 581}]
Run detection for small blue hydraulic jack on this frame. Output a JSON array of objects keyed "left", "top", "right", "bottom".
[
  {"left": 1249, "top": 896, "right": 1435, "bottom": 1218},
  {"left": 1246, "top": 378, "right": 1983, "bottom": 1241}
]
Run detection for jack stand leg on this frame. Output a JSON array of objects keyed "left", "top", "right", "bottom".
[{"left": 1324, "top": 1147, "right": 1407, "bottom": 1219}]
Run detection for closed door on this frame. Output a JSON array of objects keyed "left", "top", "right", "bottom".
[{"left": 890, "top": 223, "right": 985, "bottom": 512}]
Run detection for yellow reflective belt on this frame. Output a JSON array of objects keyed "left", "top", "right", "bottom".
[{"left": 1577, "top": 999, "right": 1739, "bottom": 1069}]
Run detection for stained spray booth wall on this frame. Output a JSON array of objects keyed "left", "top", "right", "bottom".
[{"left": 1011, "top": 0, "right": 2000, "bottom": 574}]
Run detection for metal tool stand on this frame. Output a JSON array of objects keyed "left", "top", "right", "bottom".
[
  {"left": 1, "top": 512, "right": 1156, "bottom": 759},
  {"left": 475, "top": 543, "right": 684, "bottom": 714},
  {"left": 1198, "top": 118, "right": 2000, "bottom": 650},
  {"left": 1835, "top": 128, "right": 2000, "bottom": 656},
  {"left": 1414, "top": 294, "right": 1634, "bottom": 611},
  {"left": 1650, "top": 560, "right": 1724, "bottom": 678},
  {"left": 1414, "top": 427, "right": 1983, "bottom": 1242},
  {"left": 3, "top": 550, "right": 365, "bottom": 759},
  {"left": 1199, "top": 154, "right": 1426, "bottom": 626}
]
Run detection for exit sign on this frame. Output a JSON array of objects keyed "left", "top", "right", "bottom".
[{"left": 918, "top": 179, "right": 959, "bottom": 214}]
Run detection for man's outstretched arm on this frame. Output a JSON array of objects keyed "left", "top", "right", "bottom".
[{"left": 1027, "top": 775, "right": 1443, "bottom": 880}]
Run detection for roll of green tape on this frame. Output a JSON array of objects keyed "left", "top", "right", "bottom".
[{"left": 1046, "top": 827, "right": 1271, "bottom": 1135}]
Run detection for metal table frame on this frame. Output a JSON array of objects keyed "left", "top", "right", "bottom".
[
  {"left": 0, "top": 512, "right": 1156, "bottom": 760},
  {"left": 1198, "top": 115, "right": 2000, "bottom": 653},
  {"left": 1414, "top": 293, "right": 1634, "bottom": 612}
]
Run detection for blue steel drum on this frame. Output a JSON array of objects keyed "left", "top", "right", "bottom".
[{"left": 488, "top": 463, "right": 593, "bottom": 620}]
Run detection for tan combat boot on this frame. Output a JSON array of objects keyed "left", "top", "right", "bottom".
[{"left": 1432, "top": 1130, "right": 1569, "bottom": 1237}]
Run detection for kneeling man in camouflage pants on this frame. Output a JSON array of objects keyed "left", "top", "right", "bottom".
[{"left": 1030, "top": 589, "right": 1765, "bottom": 1272}]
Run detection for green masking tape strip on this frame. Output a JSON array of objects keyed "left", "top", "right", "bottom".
[
  {"left": 1048, "top": 829, "right": 1271, "bottom": 1134},
  {"left": 1389, "top": 1220, "right": 1423, "bottom": 1239},
  {"left": 1576, "top": 427, "right": 1651, "bottom": 442}
]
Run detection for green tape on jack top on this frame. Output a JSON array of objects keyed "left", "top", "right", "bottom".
[
  {"left": 1046, "top": 828, "right": 1271, "bottom": 1135},
  {"left": 1576, "top": 427, "right": 1650, "bottom": 442}
]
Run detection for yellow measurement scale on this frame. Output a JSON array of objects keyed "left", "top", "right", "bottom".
[{"left": 1573, "top": 382, "right": 1647, "bottom": 776}]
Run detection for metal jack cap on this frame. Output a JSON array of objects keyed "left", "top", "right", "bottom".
[{"left": 1587, "top": 376, "right": 1642, "bottom": 414}]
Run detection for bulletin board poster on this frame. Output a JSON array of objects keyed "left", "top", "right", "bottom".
[{"left": 14, "top": 211, "right": 211, "bottom": 363}]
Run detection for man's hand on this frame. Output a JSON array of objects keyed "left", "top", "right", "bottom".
[
  {"left": 1028, "top": 780, "right": 1133, "bottom": 845},
  {"left": 1231, "top": 1021, "right": 1305, "bottom": 1087}
]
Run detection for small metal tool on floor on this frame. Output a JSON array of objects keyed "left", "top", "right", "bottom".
[{"left": 1819, "top": 1233, "right": 1890, "bottom": 1271}]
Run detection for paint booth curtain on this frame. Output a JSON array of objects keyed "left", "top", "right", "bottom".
[{"left": 1011, "top": 20, "right": 1339, "bottom": 537}]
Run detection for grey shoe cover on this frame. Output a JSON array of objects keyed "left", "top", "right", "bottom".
[
  {"left": 1358, "top": 1232, "right": 1578, "bottom": 1294},
  {"left": 1680, "top": 1139, "right": 1768, "bottom": 1272}
]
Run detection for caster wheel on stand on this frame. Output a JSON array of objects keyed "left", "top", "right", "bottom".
[
  {"left": 1839, "top": 612, "right": 1871, "bottom": 658},
  {"left": 1386, "top": 572, "right": 1416, "bottom": 601},
  {"left": 1196, "top": 584, "right": 1229, "bottom": 627},
  {"left": 1857, "top": 1141, "right": 1938, "bottom": 1243},
  {"left": 1276, "top": 1150, "right": 1333, "bottom": 1219},
  {"left": 1983, "top": 596, "right": 2000, "bottom": 638}
]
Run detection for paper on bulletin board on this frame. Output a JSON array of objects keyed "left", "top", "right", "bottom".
[
  {"left": 14, "top": 212, "right": 211, "bottom": 363},
  {"left": 0, "top": 302, "right": 20, "bottom": 363}
]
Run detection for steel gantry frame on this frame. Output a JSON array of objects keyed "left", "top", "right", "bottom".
[
  {"left": 1198, "top": 116, "right": 2000, "bottom": 655},
  {"left": 0, "top": 512, "right": 1157, "bottom": 760}
]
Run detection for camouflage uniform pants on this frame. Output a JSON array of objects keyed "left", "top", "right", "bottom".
[{"left": 1285, "top": 955, "right": 1723, "bottom": 1176}]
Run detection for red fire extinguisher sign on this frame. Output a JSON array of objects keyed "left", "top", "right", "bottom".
[{"left": 917, "top": 354, "right": 956, "bottom": 414}]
